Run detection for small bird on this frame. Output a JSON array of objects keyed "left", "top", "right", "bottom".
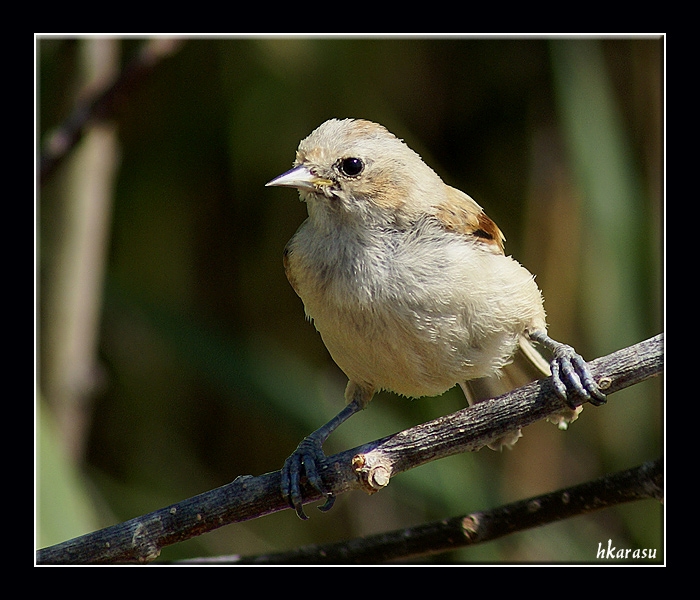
[{"left": 267, "top": 118, "right": 606, "bottom": 519}]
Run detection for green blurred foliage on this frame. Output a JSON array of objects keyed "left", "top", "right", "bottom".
[{"left": 37, "top": 36, "right": 663, "bottom": 563}]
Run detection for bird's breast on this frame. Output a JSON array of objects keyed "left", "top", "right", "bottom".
[{"left": 284, "top": 219, "right": 545, "bottom": 397}]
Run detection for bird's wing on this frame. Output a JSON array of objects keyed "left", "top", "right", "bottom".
[{"left": 435, "top": 185, "right": 505, "bottom": 254}]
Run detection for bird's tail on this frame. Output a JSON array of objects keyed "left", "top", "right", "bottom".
[{"left": 459, "top": 335, "right": 581, "bottom": 450}]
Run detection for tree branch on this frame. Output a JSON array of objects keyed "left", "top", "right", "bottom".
[
  {"left": 35, "top": 333, "right": 663, "bottom": 564},
  {"left": 39, "top": 38, "right": 185, "bottom": 184},
  {"left": 189, "top": 458, "right": 663, "bottom": 564}
]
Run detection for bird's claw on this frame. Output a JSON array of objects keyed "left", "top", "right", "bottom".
[
  {"left": 550, "top": 343, "right": 607, "bottom": 409},
  {"left": 280, "top": 435, "right": 334, "bottom": 520}
]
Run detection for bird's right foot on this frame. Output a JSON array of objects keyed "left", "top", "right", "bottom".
[{"left": 280, "top": 435, "right": 335, "bottom": 520}]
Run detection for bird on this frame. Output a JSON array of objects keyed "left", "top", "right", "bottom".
[{"left": 266, "top": 118, "right": 606, "bottom": 519}]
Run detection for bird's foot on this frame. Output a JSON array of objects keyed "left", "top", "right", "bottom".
[
  {"left": 530, "top": 331, "right": 607, "bottom": 409},
  {"left": 280, "top": 435, "right": 335, "bottom": 520}
]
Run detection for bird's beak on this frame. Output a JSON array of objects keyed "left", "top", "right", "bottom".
[{"left": 266, "top": 165, "right": 332, "bottom": 192}]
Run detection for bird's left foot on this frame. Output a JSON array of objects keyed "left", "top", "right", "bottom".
[{"left": 530, "top": 331, "right": 607, "bottom": 409}]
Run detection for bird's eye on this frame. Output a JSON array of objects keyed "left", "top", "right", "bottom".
[{"left": 338, "top": 157, "right": 364, "bottom": 177}]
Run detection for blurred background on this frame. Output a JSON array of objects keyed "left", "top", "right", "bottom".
[{"left": 36, "top": 36, "right": 664, "bottom": 563}]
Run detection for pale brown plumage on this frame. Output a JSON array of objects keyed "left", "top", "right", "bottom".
[{"left": 267, "top": 118, "right": 605, "bottom": 519}]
